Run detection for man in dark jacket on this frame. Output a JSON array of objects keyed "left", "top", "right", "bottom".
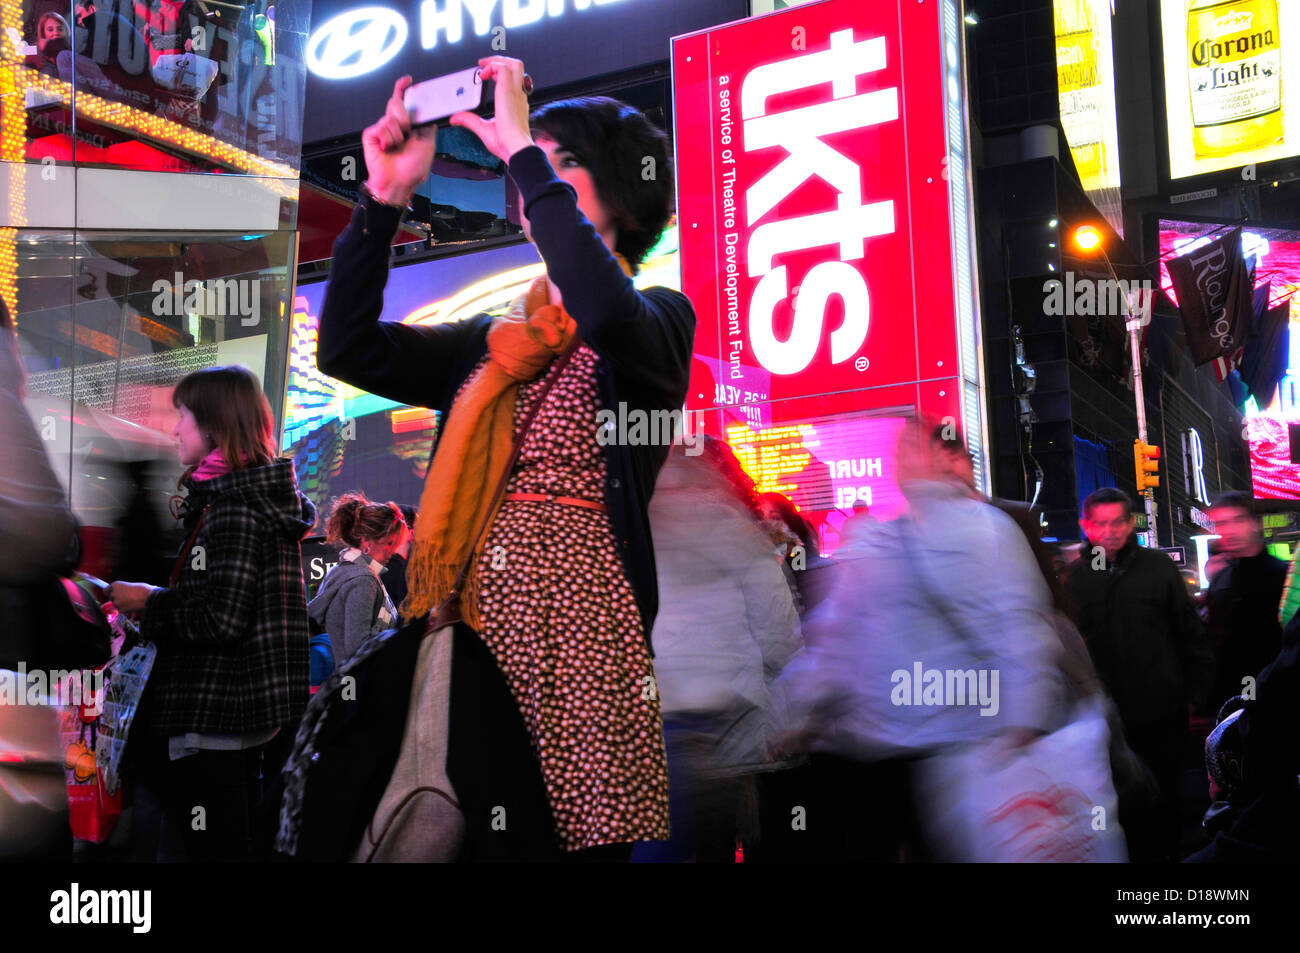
[
  {"left": 1062, "top": 487, "right": 1215, "bottom": 861},
  {"left": 1205, "top": 491, "right": 1287, "bottom": 707}
]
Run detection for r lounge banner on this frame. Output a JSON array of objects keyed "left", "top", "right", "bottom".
[{"left": 1166, "top": 227, "right": 1254, "bottom": 380}]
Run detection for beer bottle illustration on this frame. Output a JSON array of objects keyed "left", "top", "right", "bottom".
[{"left": 1187, "top": 0, "right": 1283, "bottom": 157}]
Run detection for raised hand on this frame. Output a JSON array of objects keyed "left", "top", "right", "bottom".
[
  {"left": 361, "top": 76, "right": 438, "bottom": 207},
  {"left": 449, "top": 56, "right": 533, "bottom": 164}
]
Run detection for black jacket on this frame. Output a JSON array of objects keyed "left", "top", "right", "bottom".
[
  {"left": 1206, "top": 550, "right": 1287, "bottom": 704},
  {"left": 315, "top": 147, "right": 695, "bottom": 644},
  {"left": 1063, "top": 535, "right": 1215, "bottom": 728}
]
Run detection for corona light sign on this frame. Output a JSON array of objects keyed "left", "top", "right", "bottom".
[{"left": 672, "top": 0, "right": 985, "bottom": 480}]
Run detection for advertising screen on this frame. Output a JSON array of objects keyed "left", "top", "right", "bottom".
[
  {"left": 672, "top": 0, "right": 984, "bottom": 489},
  {"left": 1160, "top": 219, "right": 1300, "bottom": 499},
  {"left": 285, "top": 228, "right": 681, "bottom": 518},
  {"left": 726, "top": 411, "right": 907, "bottom": 556},
  {"left": 1160, "top": 0, "right": 1300, "bottom": 180},
  {"left": 1054, "top": 0, "right": 1122, "bottom": 231}
]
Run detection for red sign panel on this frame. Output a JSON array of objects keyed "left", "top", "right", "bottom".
[{"left": 672, "top": 0, "right": 963, "bottom": 429}]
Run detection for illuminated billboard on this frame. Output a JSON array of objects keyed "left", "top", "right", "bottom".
[
  {"left": 1054, "top": 0, "right": 1122, "bottom": 229},
  {"left": 671, "top": 0, "right": 986, "bottom": 487},
  {"left": 1160, "top": 219, "right": 1300, "bottom": 500},
  {"left": 284, "top": 229, "right": 681, "bottom": 516},
  {"left": 726, "top": 411, "right": 908, "bottom": 555},
  {"left": 1160, "top": 0, "right": 1300, "bottom": 180}
]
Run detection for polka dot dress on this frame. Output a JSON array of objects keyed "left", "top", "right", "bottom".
[{"left": 462, "top": 344, "right": 671, "bottom": 851}]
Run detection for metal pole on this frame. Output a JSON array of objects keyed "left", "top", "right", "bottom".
[{"left": 1101, "top": 247, "right": 1158, "bottom": 548}]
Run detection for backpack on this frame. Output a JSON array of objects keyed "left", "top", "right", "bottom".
[{"left": 269, "top": 618, "right": 426, "bottom": 861}]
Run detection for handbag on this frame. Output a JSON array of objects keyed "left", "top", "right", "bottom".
[
  {"left": 93, "top": 634, "right": 156, "bottom": 796},
  {"left": 276, "top": 344, "right": 578, "bottom": 861},
  {"left": 898, "top": 514, "right": 1127, "bottom": 862},
  {"left": 85, "top": 506, "right": 207, "bottom": 804},
  {"left": 60, "top": 702, "right": 121, "bottom": 844},
  {"left": 352, "top": 617, "right": 459, "bottom": 861}
]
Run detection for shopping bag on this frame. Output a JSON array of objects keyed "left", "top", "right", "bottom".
[
  {"left": 916, "top": 698, "right": 1128, "bottom": 862},
  {"left": 60, "top": 705, "right": 121, "bottom": 844},
  {"left": 94, "top": 639, "right": 157, "bottom": 796}
]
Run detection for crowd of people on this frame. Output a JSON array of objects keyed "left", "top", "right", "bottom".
[{"left": 3, "top": 56, "right": 1299, "bottom": 863}]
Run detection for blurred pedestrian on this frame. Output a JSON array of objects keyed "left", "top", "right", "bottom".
[
  {"left": 779, "top": 420, "right": 1066, "bottom": 861},
  {"left": 1204, "top": 491, "right": 1286, "bottom": 707},
  {"left": 0, "top": 297, "right": 84, "bottom": 861},
  {"left": 635, "top": 442, "right": 802, "bottom": 862},
  {"left": 380, "top": 503, "right": 418, "bottom": 611},
  {"left": 110, "top": 365, "right": 314, "bottom": 862}
]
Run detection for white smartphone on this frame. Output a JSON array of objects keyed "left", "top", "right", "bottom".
[{"left": 403, "top": 66, "right": 490, "bottom": 127}]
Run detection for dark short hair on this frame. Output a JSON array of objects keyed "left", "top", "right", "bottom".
[
  {"left": 1209, "top": 490, "right": 1256, "bottom": 519},
  {"left": 529, "top": 96, "right": 673, "bottom": 272},
  {"left": 1082, "top": 486, "right": 1134, "bottom": 520},
  {"left": 930, "top": 421, "right": 969, "bottom": 458}
]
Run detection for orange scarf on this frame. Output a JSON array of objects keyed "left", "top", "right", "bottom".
[{"left": 401, "top": 257, "right": 631, "bottom": 626}]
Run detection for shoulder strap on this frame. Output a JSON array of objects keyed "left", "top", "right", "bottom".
[
  {"left": 371, "top": 572, "right": 390, "bottom": 622},
  {"left": 169, "top": 505, "right": 211, "bottom": 588},
  {"left": 445, "top": 342, "right": 579, "bottom": 601}
]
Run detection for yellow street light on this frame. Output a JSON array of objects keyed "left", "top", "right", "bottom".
[{"left": 1072, "top": 224, "right": 1103, "bottom": 253}]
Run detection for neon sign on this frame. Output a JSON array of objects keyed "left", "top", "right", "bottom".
[
  {"left": 673, "top": 0, "right": 987, "bottom": 489},
  {"left": 306, "top": 0, "right": 629, "bottom": 78}
]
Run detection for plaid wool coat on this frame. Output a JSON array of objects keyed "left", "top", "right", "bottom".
[{"left": 140, "top": 459, "right": 315, "bottom": 735}]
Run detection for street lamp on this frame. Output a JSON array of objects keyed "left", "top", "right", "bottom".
[
  {"left": 1072, "top": 224, "right": 1102, "bottom": 253},
  {"left": 1070, "top": 223, "right": 1159, "bottom": 548}
]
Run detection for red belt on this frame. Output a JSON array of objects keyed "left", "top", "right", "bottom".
[{"left": 503, "top": 492, "right": 607, "bottom": 513}]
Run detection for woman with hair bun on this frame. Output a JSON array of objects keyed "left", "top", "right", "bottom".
[{"left": 309, "top": 492, "right": 407, "bottom": 667}]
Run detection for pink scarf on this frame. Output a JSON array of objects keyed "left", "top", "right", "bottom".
[{"left": 190, "top": 448, "right": 233, "bottom": 482}]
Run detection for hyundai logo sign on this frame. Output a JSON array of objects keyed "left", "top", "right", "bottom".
[
  {"left": 307, "top": 7, "right": 409, "bottom": 80},
  {"left": 306, "top": 0, "right": 632, "bottom": 80}
]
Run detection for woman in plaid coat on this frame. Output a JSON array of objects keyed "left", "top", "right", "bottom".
[{"left": 110, "top": 365, "right": 315, "bottom": 861}]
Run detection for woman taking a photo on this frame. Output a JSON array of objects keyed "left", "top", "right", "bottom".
[
  {"left": 315, "top": 57, "right": 695, "bottom": 860},
  {"left": 309, "top": 492, "right": 406, "bottom": 667},
  {"left": 110, "top": 365, "right": 314, "bottom": 862}
]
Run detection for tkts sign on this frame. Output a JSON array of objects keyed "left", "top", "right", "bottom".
[{"left": 672, "top": 0, "right": 972, "bottom": 426}]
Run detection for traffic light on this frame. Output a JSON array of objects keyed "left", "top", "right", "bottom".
[{"left": 1134, "top": 440, "right": 1160, "bottom": 493}]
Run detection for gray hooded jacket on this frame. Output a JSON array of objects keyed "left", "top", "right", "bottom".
[{"left": 307, "top": 552, "right": 396, "bottom": 667}]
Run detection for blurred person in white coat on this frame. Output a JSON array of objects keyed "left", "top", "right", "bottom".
[
  {"left": 633, "top": 438, "right": 803, "bottom": 862},
  {"left": 777, "top": 419, "right": 1066, "bottom": 860}
]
